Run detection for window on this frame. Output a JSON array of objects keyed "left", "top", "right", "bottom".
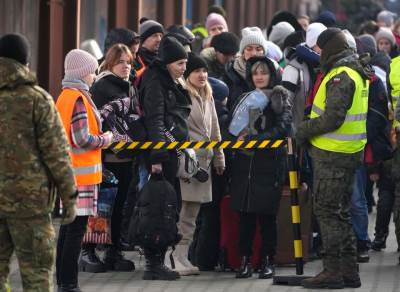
[
  {"left": 80, "top": 0, "right": 108, "bottom": 54},
  {"left": 0, "top": 0, "right": 40, "bottom": 72}
]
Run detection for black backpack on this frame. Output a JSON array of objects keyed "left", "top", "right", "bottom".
[{"left": 128, "top": 174, "right": 181, "bottom": 248}]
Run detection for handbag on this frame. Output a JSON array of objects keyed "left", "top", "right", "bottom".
[
  {"left": 83, "top": 169, "right": 118, "bottom": 245},
  {"left": 164, "top": 128, "right": 209, "bottom": 182}
]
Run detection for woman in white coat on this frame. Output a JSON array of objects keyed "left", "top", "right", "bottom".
[{"left": 173, "top": 52, "right": 225, "bottom": 275}]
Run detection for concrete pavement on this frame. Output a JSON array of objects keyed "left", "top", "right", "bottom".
[{"left": 8, "top": 211, "right": 400, "bottom": 292}]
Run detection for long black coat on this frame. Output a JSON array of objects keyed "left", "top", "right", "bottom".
[
  {"left": 140, "top": 59, "right": 191, "bottom": 164},
  {"left": 230, "top": 87, "right": 292, "bottom": 215}
]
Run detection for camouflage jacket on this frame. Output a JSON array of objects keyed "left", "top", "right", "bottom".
[
  {"left": 296, "top": 49, "right": 370, "bottom": 166},
  {"left": 0, "top": 57, "right": 76, "bottom": 218}
]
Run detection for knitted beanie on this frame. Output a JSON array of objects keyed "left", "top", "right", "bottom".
[
  {"left": 158, "top": 36, "right": 188, "bottom": 65},
  {"left": 342, "top": 29, "right": 356, "bottom": 51},
  {"left": 377, "top": 10, "right": 397, "bottom": 27},
  {"left": 356, "top": 34, "right": 377, "bottom": 57},
  {"left": 375, "top": 27, "right": 396, "bottom": 47},
  {"left": 306, "top": 22, "right": 327, "bottom": 48},
  {"left": 316, "top": 10, "right": 337, "bottom": 27},
  {"left": 205, "top": 13, "right": 228, "bottom": 32},
  {"left": 240, "top": 27, "right": 268, "bottom": 54},
  {"left": 210, "top": 32, "right": 239, "bottom": 55},
  {"left": 139, "top": 18, "right": 164, "bottom": 43},
  {"left": 184, "top": 52, "right": 208, "bottom": 79},
  {"left": 64, "top": 49, "right": 98, "bottom": 80},
  {"left": 268, "top": 22, "right": 295, "bottom": 48},
  {"left": 104, "top": 28, "right": 139, "bottom": 54},
  {"left": 208, "top": 77, "right": 229, "bottom": 102},
  {"left": 0, "top": 33, "right": 30, "bottom": 65}
]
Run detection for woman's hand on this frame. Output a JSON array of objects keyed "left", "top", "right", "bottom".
[
  {"left": 151, "top": 163, "right": 163, "bottom": 174},
  {"left": 215, "top": 166, "right": 225, "bottom": 176},
  {"left": 369, "top": 173, "right": 380, "bottom": 182}
]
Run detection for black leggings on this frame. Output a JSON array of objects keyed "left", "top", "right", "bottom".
[
  {"left": 56, "top": 216, "right": 88, "bottom": 286},
  {"left": 239, "top": 212, "right": 277, "bottom": 258}
]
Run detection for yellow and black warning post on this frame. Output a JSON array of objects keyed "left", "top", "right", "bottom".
[
  {"left": 273, "top": 137, "right": 311, "bottom": 286},
  {"left": 287, "top": 138, "right": 303, "bottom": 275}
]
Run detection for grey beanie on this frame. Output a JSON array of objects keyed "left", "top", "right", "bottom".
[
  {"left": 377, "top": 10, "right": 397, "bottom": 27},
  {"left": 139, "top": 18, "right": 164, "bottom": 43},
  {"left": 375, "top": 27, "right": 396, "bottom": 47},
  {"left": 268, "top": 22, "right": 295, "bottom": 48},
  {"left": 356, "top": 34, "right": 377, "bottom": 57},
  {"left": 239, "top": 27, "right": 268, "bottom": 54}
]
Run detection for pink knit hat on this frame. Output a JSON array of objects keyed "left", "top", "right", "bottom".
[
  {"left": 64, "top": 49, "right": 98, "bottom": 80},
  {"left": 205, "top": 13, "right": 228, "bottom": 32}
]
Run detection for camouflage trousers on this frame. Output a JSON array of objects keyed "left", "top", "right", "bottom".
[
  {"left": 0, "top": 214, "right": 56, "bottom": 292},
  {"left": 392, "top": 150, "right": 400, "bottom": 247},
  {"left": 313, "top": 160, "right": 358, "bottom": 273}
]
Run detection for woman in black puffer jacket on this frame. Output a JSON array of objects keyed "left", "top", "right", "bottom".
[
  {"left": 229, "top": 56, "right": 292, "bottom": 280},
  {"left": 139, "top": 36, "right": 191, "bottom": 281},
  {"left": 88, "top": 44, "right": 138, "bottom": 273}
]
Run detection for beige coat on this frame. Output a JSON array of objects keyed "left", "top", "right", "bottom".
[{"left": 180, "top": 92, "right": 225, "bottom": 203}]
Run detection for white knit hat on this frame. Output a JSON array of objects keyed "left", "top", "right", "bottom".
[
  {"left": 268, "top": 22, "right": 295, "bottom": 48},
  {"left": 239, "top": 26, "right": 268, "bottom": 54},
  {"left": 306, "top": 22, "right": 327, "bottom": 48},
  {"left": 342, "top": 29, "right": 356, "bottom": 50},
  {"left": 64, "top": 49, "right": 98, "bottom": 80}
]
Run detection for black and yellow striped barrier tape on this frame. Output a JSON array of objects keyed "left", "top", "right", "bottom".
[{"left": 105, "top": 139, "right": 286, "bottom": 151}]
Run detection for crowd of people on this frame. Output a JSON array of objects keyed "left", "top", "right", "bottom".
[{"left": 1, "top": 4, "right": 400, "bottom": 292}]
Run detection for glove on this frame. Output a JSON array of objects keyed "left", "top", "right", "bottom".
[{"left": 61, "top": 197, "right": 77, "bottom": 225}]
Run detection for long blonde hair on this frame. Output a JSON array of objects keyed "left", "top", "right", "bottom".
[{"left": 185, "top": 77, "right": 213, "bottom": 100}]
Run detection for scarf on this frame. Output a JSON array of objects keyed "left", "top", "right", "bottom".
[
  {"left": 61, "top": 77, "right": 102, "bottom": 132},
  {"left": 233, "top": 56, "right": 247, "bottom": 80}
]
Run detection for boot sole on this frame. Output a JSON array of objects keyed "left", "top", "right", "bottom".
[
  {"left": 78, "top": 263, "right": 107, "bottom": 273},
  {"left": 344, "top": 282, "right": 361, "bottom": 288},
  {"left": 236, "top": 273, "right": 253, "bottom": 279},
  {"left": 142, "top": 271, "right": 180, "bottom": 281},
  {"left": 105, "top": 262, "right": 135, "bottom": 272},
  {"left": 302, "top": 282, "right": 344, "bottom": 289}
]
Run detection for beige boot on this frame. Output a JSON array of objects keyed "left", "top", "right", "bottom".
[
  {"left": 165, "top": 247, "right": 192, "bottom": 276},
  {"left": 175, "top": 244, "right": 200, "bottom": 275}
]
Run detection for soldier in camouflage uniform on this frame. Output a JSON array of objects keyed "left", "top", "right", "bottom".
[
  {"left": 296, "top": 28, "right": 370, "bottom": 289},
  {"left": 0, "top": 34, "right": 77, "bottom": 292}
]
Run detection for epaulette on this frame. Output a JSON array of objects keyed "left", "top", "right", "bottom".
[{"left": 32, "top": 85, "right": 54, "bottom": 101}]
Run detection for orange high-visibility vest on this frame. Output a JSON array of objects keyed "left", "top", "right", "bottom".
[{"left": 56, "top": 88, "right": 102, "bottom": 186}]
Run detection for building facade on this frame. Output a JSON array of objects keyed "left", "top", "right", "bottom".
[{"left": 0, "top": 0, "right": 320, "bottom": 97}]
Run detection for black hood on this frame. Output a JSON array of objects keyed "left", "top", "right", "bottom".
[
  {"left": 325, "top": 50, "right": 371, "bottom": 80},
  {"left": 245, "top": 56, "right": 282, "bottom": 90}
]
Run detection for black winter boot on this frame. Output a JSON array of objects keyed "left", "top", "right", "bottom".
[
  {"left": 142, "top": 250, "right": 180, "bottom": 280},
  {"left": 236, "top": 256, "right": 252, "bottom": 278},
  {"left": 258, "top": 256, "right": 274, "bottom": 279},
  {"left": 357, "top": 240, "right": 370, "bottom": 263},
  {"left": 371, "top": 233, "right": 388, "bottom": 251},
  {"left": 103, "top": 246, "right": 135, "bottom": 271},
  {"left": 78, "top": 245, "right": 107, "bottom": 273}
]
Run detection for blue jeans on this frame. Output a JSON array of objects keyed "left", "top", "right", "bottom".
[
  {"left": 138, "top": 163, "right": 149, "bottom": 191},
  {"left": 351, "top": 165, "right": 370, "bottom": 242}
]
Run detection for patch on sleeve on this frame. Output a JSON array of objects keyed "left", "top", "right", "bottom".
[{"left": 333, "top": 77, "right": 341, "bottom": 84}]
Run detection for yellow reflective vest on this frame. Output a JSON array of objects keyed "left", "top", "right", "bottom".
[
  {"left": 390, "top": 56, "right": 400, "bottom": 128},
  {"left": 310, "top": 66, "right": 369, "bottom": 154}
]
